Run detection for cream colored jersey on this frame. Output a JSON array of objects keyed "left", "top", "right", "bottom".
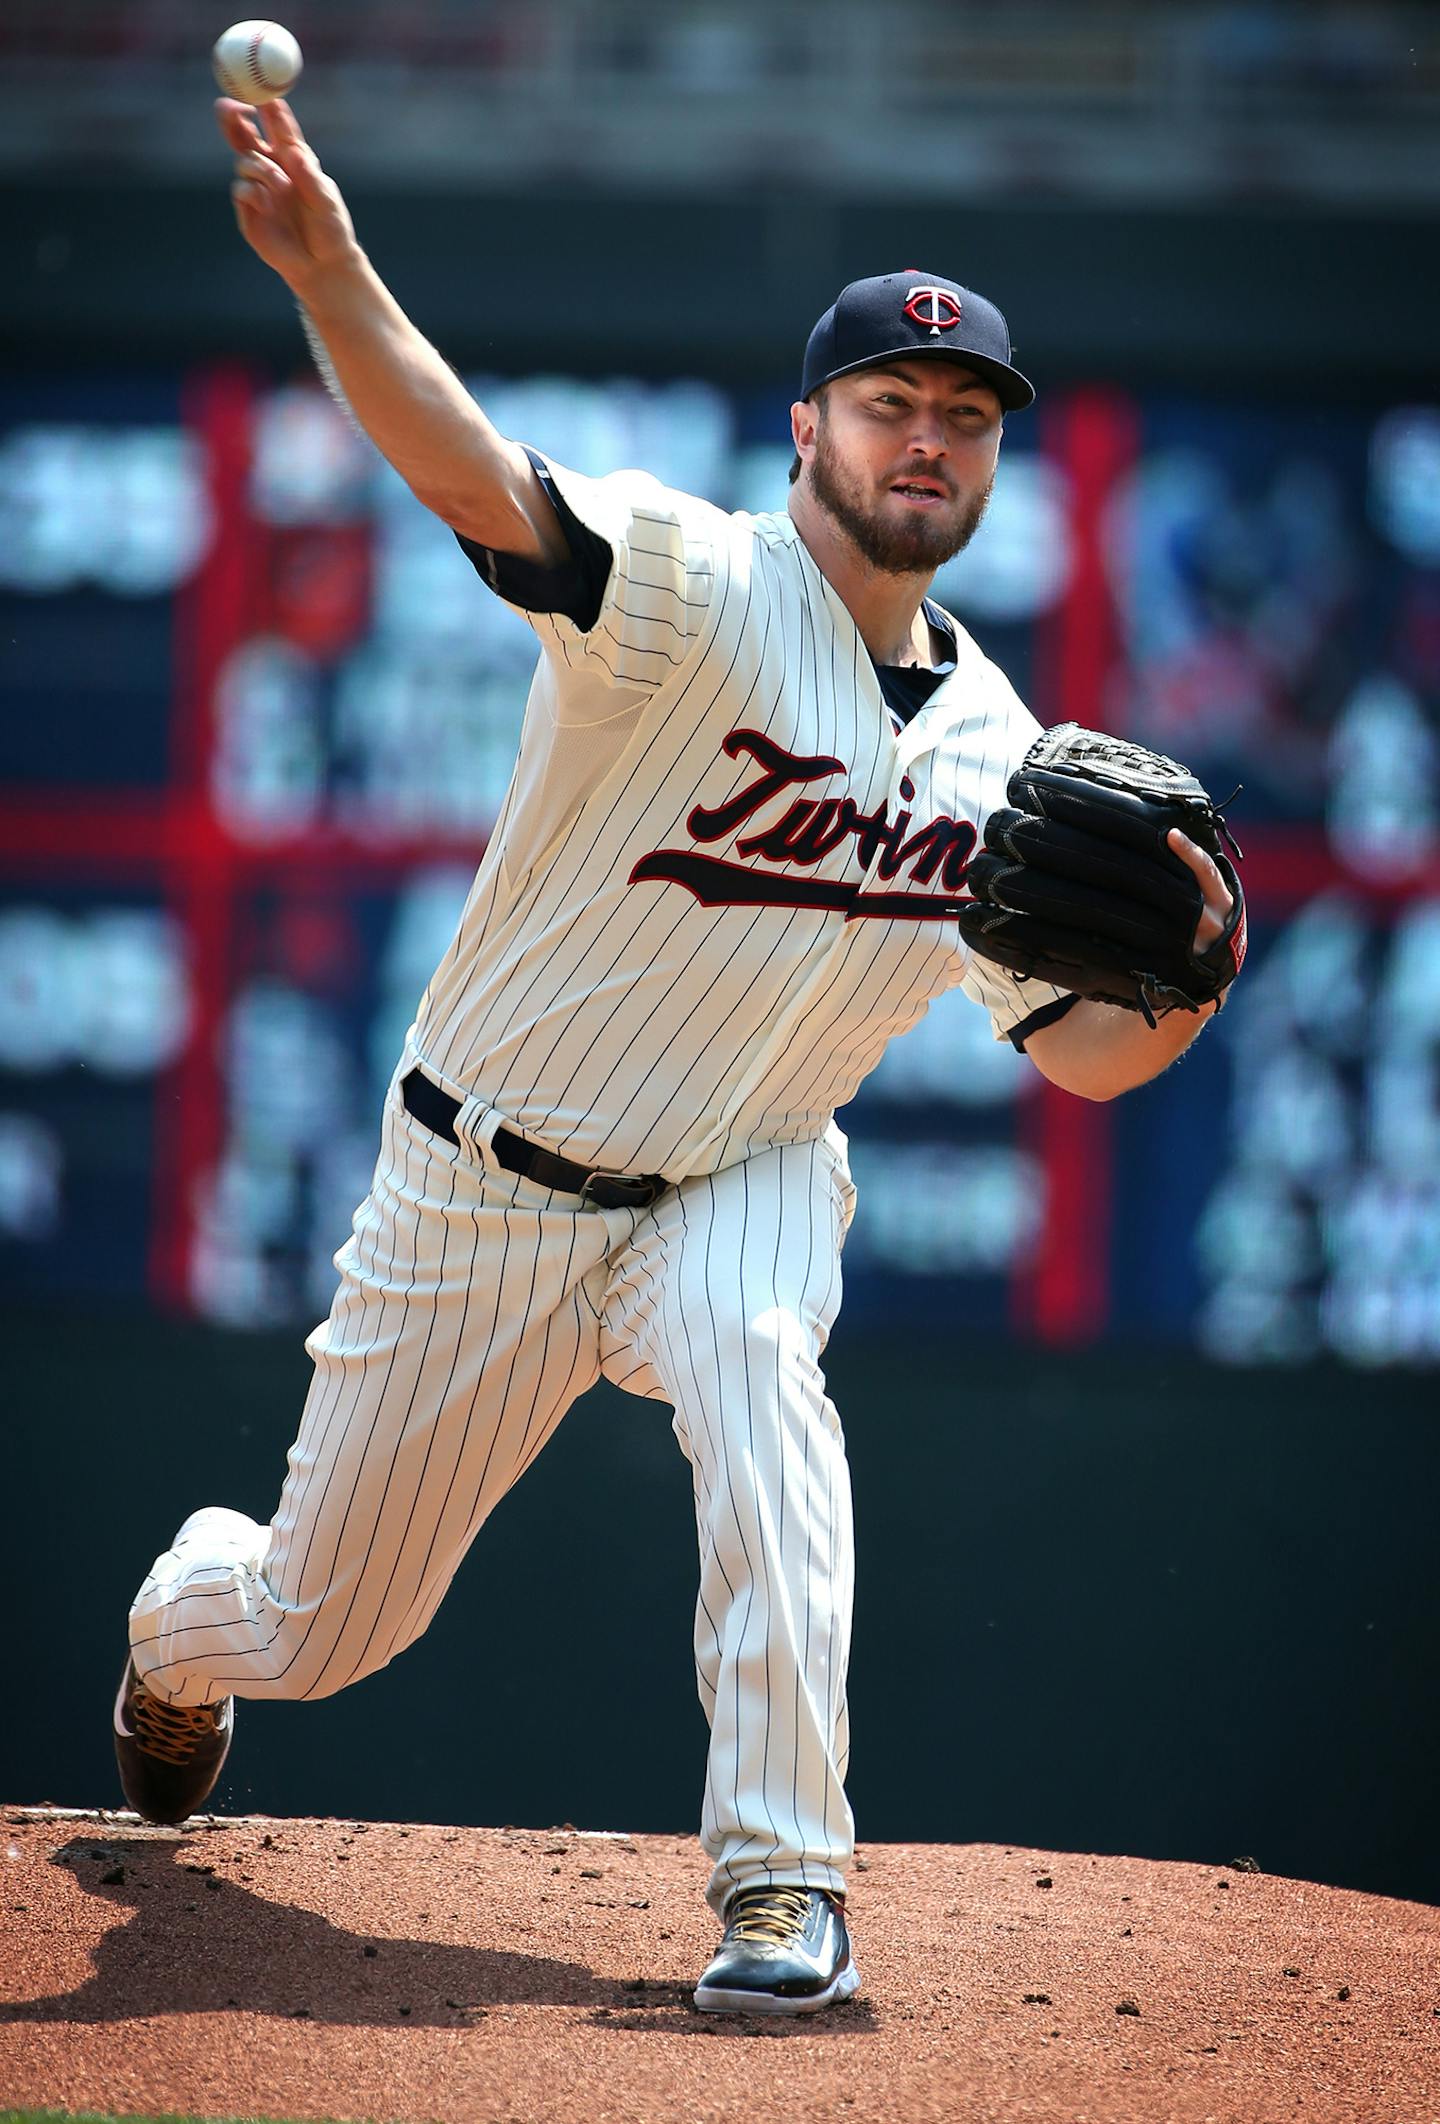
[{"left": 410, "top": 457, "right": 1069, "bottom": 1180}]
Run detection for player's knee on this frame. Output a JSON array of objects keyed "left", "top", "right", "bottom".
[{"left": 700, "top": 1295, "right": 805, "bottom": 1369}]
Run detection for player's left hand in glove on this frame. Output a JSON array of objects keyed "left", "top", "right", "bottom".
[{"left": 954, "top": 721, "right": 1247, "bottom": 1025}]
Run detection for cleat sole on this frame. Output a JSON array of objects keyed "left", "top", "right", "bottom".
[{"left": 693, "top": 1961, "right": 860, "bottom": 2016}]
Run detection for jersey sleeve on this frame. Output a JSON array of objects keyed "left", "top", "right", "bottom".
[
  {"left": 464, "top": 453, "right": 718, "bottom": 707},
  {"left": 454, "top": 449, "right": 614, "bottom": 631},
  {"left": 961, "top": 964, "right": 1081, "bottom": 1050}
]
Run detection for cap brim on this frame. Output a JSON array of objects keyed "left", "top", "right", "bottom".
[{"left": 811, "top": 344, "right": 1035, "bottom": 412}]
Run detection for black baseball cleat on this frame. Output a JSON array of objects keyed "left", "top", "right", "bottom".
[
  {"left": 693, "top": 1886, "right": 860, "bottom": 2014},
  {"left": 113, "top": 1657, "right": 234, "bottom": 1825}
]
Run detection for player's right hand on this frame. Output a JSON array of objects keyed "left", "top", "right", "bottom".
[{"left": 218, "top": 98, "right": 359, "bottom": 295}]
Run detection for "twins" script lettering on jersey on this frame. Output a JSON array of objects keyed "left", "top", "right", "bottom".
[{"left": 629, "top": 728, "right": 977, "bottom": 921}]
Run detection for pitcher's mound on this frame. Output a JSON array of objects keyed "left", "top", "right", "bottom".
[{"left": 2, "top": 1807, "right": 1436, "bottom": 2124}]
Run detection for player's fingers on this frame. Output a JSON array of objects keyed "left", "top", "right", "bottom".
[
  {"left": 1168, "top": 828, "right": 1229, "bottom": 902},
  {"left": 233, "top": 153, "right": 292, "bottom": 208},
  {"left": 258, "top": 122, "right": 331, "bottom": 206},
  {"left": 260, "top": 97, "right": 308, "bottom": 150},
  {"left": 259, "top": 98, "right": 326, "bottom": 190},
  {"left": 1169, "top": 827, "right": 1231, "bottom": 949},
  {"left": 215, "top": 96, "right": 275, "bottom": 158},
  {"left": 231, "top": 177, "right": 272, "bottom": 221},
  {"left": 235, "top": 150, "right": 286, "bottom": 185}
]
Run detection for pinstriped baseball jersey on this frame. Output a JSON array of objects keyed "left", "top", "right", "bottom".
[
  {"left": 412, "top": 457, "right": 1070, "bottom": 1178},
  {"left": 120, "top": 259, "right": 1097, "bottom": 1986}
]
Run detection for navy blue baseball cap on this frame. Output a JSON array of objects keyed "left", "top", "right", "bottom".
[{"left": 801, "top": 269, "right": 1034, "bottom": 411}]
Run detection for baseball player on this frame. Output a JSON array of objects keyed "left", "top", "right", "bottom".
[{"left": 113, "top": 96, "right": 1238, "bottom": 2015}]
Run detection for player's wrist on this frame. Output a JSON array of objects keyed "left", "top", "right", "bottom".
[{"left": 285, "top": 241, "right": 372, "bottom": 311}]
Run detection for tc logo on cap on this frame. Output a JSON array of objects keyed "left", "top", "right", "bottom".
[{"left": 902, "top": 286, "right": 962, "bottom": 333}]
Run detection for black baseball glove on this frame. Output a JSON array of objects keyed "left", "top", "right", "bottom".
[{"left": 955, "top": 722, "right": 1247, "bottom": 1024}]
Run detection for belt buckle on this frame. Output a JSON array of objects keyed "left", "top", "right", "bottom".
[{"left": 581, "top": 1170, "right": 661, "bottom": 1210}]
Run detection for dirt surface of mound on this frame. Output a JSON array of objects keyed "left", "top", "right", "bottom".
[{"left": 2, "top": 1807, "right": 1437, "bottom": 2124}]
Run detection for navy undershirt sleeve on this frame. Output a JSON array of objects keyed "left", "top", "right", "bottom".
[{"left": 454, "top": 447, "right": 613, "bottom": 631}]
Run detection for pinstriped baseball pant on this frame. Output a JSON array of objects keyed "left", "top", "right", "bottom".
[{"left": 129, "top": 1084, "right": 857, "bottom": 1914}]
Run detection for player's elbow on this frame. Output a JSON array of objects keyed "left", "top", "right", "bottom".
[
  {"left": 414, "top": 484, "right": 495, "bottom": 543},
  {"left": 419, "top": 440, "right": 571, "bottom": 565},
  {"left": 1022, "top": 1015, "right": 1129, "bottom": 1101},
  {"left": 424, "top": 487, "right": 567, "bottom": 568},
  {"left": 1029, "top": 1057, "right": 1131, "bottom": 1102}
]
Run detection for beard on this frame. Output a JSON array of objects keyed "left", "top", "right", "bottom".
[{"left": 808, "top": 420, "right": 994, "bottom": 578}]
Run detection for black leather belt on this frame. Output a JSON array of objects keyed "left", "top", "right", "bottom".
[{"left": 401, "top": 1069, "right": 666, "bottom": 1209}]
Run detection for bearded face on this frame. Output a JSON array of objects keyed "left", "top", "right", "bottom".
[{"left": 806, "top": 391, "right": 996, "bottom": 578}]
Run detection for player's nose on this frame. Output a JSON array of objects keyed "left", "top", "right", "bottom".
[
  {"left": 896, "top": 435, "right": 952, "bottom": 487},
  {"left": 903, "top": 413, "right": 949, "bottom": 458}
]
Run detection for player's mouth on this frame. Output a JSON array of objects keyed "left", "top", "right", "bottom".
[{"left": 888, "top": 478, "right": 951, "bottom": 507}]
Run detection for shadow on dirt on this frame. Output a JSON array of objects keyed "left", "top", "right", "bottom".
[{"left": 3, "top": 1834, "right": 877, "bottom": 2039}]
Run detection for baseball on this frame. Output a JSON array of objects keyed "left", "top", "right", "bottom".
[{"left": 212, "top": 20, "right": 303, "bottom": 105}]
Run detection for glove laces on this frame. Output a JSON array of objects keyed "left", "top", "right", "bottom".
[{"left": 1214, "top": 785, "right": 1245, "bottom": 862}]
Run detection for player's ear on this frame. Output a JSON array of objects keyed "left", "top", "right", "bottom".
[{"left": 790, "top": 398, "right": 819, "bottom": 467}]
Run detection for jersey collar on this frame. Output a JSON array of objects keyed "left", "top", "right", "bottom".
[{"left": 777, "top": 511, "right": 983, "bottom": 771}]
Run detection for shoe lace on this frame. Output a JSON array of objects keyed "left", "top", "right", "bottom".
[
  {"left": 130, "top": 1685, "right": 223, "bottom": 1765},
  {"left": 725, "top": 1887, "right": 813, "bottom": 1945}
]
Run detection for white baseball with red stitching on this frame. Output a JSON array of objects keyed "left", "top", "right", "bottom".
[{"left": 211, "top": 20, "right": 303, "bottom": 105}]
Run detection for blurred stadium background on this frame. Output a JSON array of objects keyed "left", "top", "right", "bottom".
[{"left": 3, "top": 0, "right": 1438, "bottom": 1904}]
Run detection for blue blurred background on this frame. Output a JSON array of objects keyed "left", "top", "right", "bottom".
[{"left": 3, "top": 1, "right": 1437, "bottom": 1903}]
